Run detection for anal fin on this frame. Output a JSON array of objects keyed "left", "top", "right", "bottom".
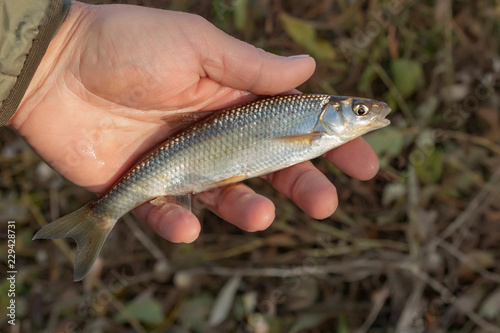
[
  {"left": 150, "top": 195, "right": 192, "bottom": 211},
  {"left": 175, "top": 195, "right": 192, "bottom": 211},
  {"left": 212, "top": 174, "right": 247, "bottom": 188}
]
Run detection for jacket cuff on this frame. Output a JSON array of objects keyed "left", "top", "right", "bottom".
[{"left": 0, "top": 0, "right": 70, "bottom": 126}]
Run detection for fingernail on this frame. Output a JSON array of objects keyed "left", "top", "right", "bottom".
[
  {"left": 288, "top": 54, "right": 312, "bottom": 60},
  {"left": 164, "top": 206, "right": 185, "bottom": 218}
]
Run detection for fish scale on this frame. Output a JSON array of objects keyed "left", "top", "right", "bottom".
[{"left": 33, "top": 93, "right": 391, "bottom": 281}]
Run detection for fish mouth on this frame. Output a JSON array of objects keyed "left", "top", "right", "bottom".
[
  {"left": 372, "top": 118, "right": 391, "bottom": 129},
  {"left": 374, "top": 105, "right": 392, "bottom": 128},
  {"left": 379, "top": 103, "right": 392, "bottom": 117}
]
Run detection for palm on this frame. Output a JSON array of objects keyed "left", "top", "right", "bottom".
[
  {"left": 22, "top": 8, "right": 258, "bottom": 191},
  {"left": 11, "top": 3, "right": 380, "bottom": 243}
]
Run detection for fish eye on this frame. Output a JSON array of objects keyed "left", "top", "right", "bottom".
[{"left": 353, "top": 103, "right": 370, "bottom": 116}]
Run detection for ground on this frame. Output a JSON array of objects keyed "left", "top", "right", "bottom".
[{"left": 1, "top": 0, "right": 500, "bottom": 332}]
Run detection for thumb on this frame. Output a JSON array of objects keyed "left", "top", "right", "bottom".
[{"left": 197, "top": 26, "right": 316, "bottom": 94}]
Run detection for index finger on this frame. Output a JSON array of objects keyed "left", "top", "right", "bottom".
[{"left": 323, "top": 137, "right": 380, "bottom": 181}]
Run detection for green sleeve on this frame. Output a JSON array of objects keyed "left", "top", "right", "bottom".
[{"left": 0, "top": 0, "right": 71, "bottom": 126}]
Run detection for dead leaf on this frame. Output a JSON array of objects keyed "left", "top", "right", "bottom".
[
  {"left": 457, "top": 250, "right": 495, "bottom": 281},
  {"left": 209, "top": 276, "right": 241, "bottom": 326},
  {"left": 476, "top": 107, "right": 500, "bottom": 140},
  {"left": 479, "top": 287, "right": 500, "bottom": 319}
]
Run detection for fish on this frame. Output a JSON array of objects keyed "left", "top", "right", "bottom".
[{"left": 33, "top": 94, "right": 391, "bottom": 281}]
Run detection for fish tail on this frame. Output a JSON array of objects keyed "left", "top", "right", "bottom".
[{"left": 33, "top": 202, "right": 117, "bottom": 281}]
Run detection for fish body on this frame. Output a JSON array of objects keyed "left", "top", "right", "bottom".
[{"left": 33, "top": 94, "right": 391, "bottom": 281}]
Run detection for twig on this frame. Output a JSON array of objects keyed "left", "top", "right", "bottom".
[
  {"left": 432, "top": 165, "right": 500, "bottom": 244},
  {"left": 203, "top": 238, "right": 265, "bottom": 261},
  {"left": 92, "top": 279, "right": 148, "bottom": 333},
  {"left": 456, "top": 304, "right": 500, "bottom": 333},
  {"left": 442, "top": 130, "right": 500, "bottom": 155},
  {"left": 438, "top": 240, "right": 500, "bottom": 284},
  {"left": 372, "top": 63, "right": 415, "bottom": 123},
  {"left": 356, "top": 285, "right": 390, "bottom": 333},
  {"left": 123, "top": 215, "right": 170, "bottom": 266},
  {"left": 305, "top": 240, "right": 408, "bottom": 258},
  {"left": 24, "top": 193, "right": 74, "bottom": 264},
  {"left": 406, "top": 166, "right": 421, "bottom": 256},
  {"left": 398, "top": 261, "right": 500, "bottom": 333},
  {"left": 398, "top": 261, "right": 455, "bottom": 300},
  {"left": 26, "top": 195, "right": 147, "bottom": 333},
  {"left": 395, "top": 276, "right": 426, "bottom": 332},
  {"left": 179, "top": 259, "right": 385, "bottom": 278}
]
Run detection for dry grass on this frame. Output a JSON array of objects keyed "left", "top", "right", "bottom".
[{"left": 1, "top": 0, "right": 500, "bottom": 332}]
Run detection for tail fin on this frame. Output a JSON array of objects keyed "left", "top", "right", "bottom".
[{"left": 33, "top": 203, "right": 117, "bottom": 281}]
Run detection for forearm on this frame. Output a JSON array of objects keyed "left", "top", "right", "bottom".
[{"left": 0, "top": 0, "right": 71, "bottom": 126}]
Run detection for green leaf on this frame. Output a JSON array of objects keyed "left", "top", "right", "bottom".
[
  {"left": 178, "top": 294, "right": 213, "bottom": 330},
  {"left": 280, "top": 13, "right": 316, "bottom": 46},
  {"left": 391, "top": 59, "right": 424, "bottom": 98},
  {"left": 479, "top": 287, "right": 500, "bottom": 319},
  {"left": 284, "top": 277, "right": 318, "bottom": 311},
  {"left": 336, "top": 314, "right": 349, "bottom": 333},
  {"left": 233, "top": 0, "right": 248, "bottom": 31},
  {"left": 115, "top": 298, "right": 164, "bottom": 325},
  {"left": 414, "top": 148, "right": 443, "bottom": 184},
  {"left": 364, "top": 126, "right": 406, "bottom": 168},
  {"left": 241, "top": 291, "right": 257, "bottom": 315},
  {"left": 413, "top": 130, "right": 442, "bottom": 184},
  {"left": 382, "top": 183, "right": 407, "bottom": 206},
  {"left": 358, "top": 66, "right": 377, "bottom": 94},
  {"left": 309, "top": 40, "right": 335, "bottom": 60},
  {"left": 414, "top": 96, "right": 439, "bottom": 125},
  {"left": 280, "top": 13, "right": 335, "bottom": 60},
  {"left": 289, "top": 312, "right": 328, "bottom": 333}
]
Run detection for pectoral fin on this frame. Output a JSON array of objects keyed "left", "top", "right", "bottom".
[{"left": 272, "top": 131, "right": 325, "bottom": 145}]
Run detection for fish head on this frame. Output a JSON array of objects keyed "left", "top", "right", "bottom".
[{"left": 320, "top": 96, "right": 391, "bottom": 140}]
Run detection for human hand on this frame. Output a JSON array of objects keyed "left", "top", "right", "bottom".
[{"left": 9, "top": 2, "right": 380, "bottom": 243}]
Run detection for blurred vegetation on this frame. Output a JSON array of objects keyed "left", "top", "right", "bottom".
[{"left": 1, "top": 0, "right": 500, "bottom": 332}]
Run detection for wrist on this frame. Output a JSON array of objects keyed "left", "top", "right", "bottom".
[{"left": 7, "top": 1, "right": 89, "bottom": 130}]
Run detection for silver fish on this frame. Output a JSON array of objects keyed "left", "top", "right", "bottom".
[{"left": 33, "top": 94, "right": 391, "bottom": 281}]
